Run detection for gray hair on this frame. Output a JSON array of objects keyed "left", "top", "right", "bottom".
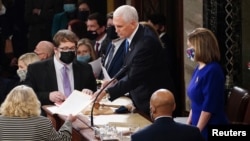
[{"left": 113, "top": 5, "right": 138, "bottom": 23}]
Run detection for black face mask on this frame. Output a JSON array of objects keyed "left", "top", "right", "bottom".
[
  {"left": 78, "top": 11, "right": 89, "bottom": 21},
  {"left": 60, "top": 51, "right": 75, "bottom": 64},
  {"left": 106, "top": 26, "right": 118, "bottom": 39},
  {"left": 86, "top": 30, "right": 98, "bottom": 40}
]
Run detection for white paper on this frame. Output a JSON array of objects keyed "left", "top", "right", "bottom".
[
  {"left": 101, "top": 66, "right": 111, "bottom": 81},
  {"left": 89, "top": 57, "right": 102, "bottom": 77},
  {"left": 47, "top": 90, "right": 93, "bottom": 116}
]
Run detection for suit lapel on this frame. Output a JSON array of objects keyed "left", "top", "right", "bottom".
[
  {"left": 47, "top": 59, "right": 58, "bottom": 90},
  {"left": 72, "top": 62, "right": 80, "bottom": 90},
  {"left": 124, "top": 25, "right": 144, "bottom": 65}
]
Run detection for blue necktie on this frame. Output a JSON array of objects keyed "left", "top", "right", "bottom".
[{"left": 125, "top": 39, "right": 129, "bottom": 53}]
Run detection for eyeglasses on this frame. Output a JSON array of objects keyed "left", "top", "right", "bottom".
[{"left": 58, "top": 46, "right": 76, "bottom": 52}]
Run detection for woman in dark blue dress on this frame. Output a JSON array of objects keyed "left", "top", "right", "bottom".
[{"left": 186, "top": 28, "right": 229, "bottom": 140}]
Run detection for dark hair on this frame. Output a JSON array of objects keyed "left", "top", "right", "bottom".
[
  {"left": 147, "top": 13, "right": 166, "bottom": 26},
  {"left": 78, "top": 0, "right": 91, "bottom": 10},
  {"left": 68, "top": 19, "right": 87, "bottom": 39},
  {"left": 87, "top": 12, "right": 106, "bottom": 27}
]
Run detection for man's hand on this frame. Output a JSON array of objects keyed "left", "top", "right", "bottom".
[
  {"left": 49, "top": 91, "right": 66, "bottom": 103},
  {"left": 92, "top": 89, "right": 107, "bottom": 103},
  {"left": 82, "top": 89, "right": 93, "bottom": 95}
]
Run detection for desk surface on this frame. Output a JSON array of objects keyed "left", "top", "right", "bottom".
[{"left": 42, "top": 97, "right": 152, "bottom": 141}]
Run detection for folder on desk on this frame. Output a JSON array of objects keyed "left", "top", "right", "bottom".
[{"left": 47, "top": 90, "right": 93, "bottom": 116}]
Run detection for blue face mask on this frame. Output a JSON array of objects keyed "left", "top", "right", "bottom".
[
  {"left": 77, "top": 54, "right": 91, "bottom": 63},
  {"left": 63, "top": 4, "right": 76, "bottom": 13},
  {"left": 186, "top": 48, "right": 195, "bottom": 61}
]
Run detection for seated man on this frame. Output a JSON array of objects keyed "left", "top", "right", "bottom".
[
  {"left": 34, "top": 41, "right": 55, "bottom": 60},
  {"left": 26, "top": 29, "right": 97, "bottom": 115},
  {"left": 131, "top": 89, "right": 204, "bottom": 141}
]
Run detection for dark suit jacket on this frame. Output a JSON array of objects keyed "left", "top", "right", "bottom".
[
  {"left": 97, "top": 35, "right": 111, "bottom": 58},
  {"left": 107, "top": 25, "right": 175, "bottom": 116},
  {"left": 131, "top": 117, "right": 204, "bottom": 141},
  {"left": 103, "top": 39, "right": 126, "bottom": 78},
  {"left": 26, "top": 58, "right": 97, "bottom": 106}
]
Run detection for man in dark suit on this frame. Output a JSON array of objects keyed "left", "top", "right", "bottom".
[
  {"left": 147, "top": 13, "right": 181, "bottom": 116},
  {"left": 26, "top": 30, "right": 97, "bottom": 114},
  {"left": 93, "top": 5, "right": 174, "bottom": 117},
  {"left": 131, "top": 89, "right": 204, "bottom": 141},
  {"left": 86, "top": 12, "right": 111, "bottom": 58},
  {"left": 103, "top": 38, "right": 126, "bottom": 78}
]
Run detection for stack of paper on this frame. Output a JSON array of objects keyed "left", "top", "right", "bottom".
[{"left": 47, "top": 90, "right": 93, "bottom": 116}]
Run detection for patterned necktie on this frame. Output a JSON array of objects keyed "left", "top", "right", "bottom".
[
  {"left": 105, "top": 44, "right": 115, "bottom": 70},
  {"left": 61, "top": 65, "right": 71, "bottom": 97}
]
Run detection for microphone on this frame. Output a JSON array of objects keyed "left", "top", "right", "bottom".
[{"left": 90, "top": 65, "right": 128, "bottom": 127}]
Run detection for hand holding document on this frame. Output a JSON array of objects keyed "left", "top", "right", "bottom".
[{"left": 47, "top": 90, "right": 93, "bottom": 116}]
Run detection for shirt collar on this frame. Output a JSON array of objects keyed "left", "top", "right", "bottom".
[
  {"left": 54, "top": 56, "right": 73, "bottom": 70},
  {"left": 127, "top": 24, "right": 139, "bottom": 45}
]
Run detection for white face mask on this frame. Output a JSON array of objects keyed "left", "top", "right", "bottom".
[{"left": 17, "top": 69, "right": 27, "bottom": 81}]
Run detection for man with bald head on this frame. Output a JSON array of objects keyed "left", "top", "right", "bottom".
[
  {"left": 131, "top": 89, "right": 204, "bottom": 141},
  {"left": 34, "top": 41, "right": 54, "bottom": 60}
]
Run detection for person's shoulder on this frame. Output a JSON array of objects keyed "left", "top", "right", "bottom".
[
  {"left": 29, "top": 58, "right": 52, "bottom": 68},
  {"left": 73, "top": 60, "right": 92, "bottom": 68},
  {"left": 175, "top": 122, "right": 200, "bottom": 132},
  {"left": 205, "top": 62, "right": 224, "bottom": 74}
]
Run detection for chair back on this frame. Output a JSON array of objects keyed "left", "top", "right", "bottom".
[
  {"left": 225, "top": 86, "right": 250, "bottom": 123},
  {"left": 242, "top": 99, "right": 250, "bottom": 124}
]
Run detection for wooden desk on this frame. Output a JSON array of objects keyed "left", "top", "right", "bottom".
[
  {"left": 43, "top": 105, "right": 97, "bottom": 141},
  {"left": 42, "top": 105, "right": 152, "bottom": 141}
]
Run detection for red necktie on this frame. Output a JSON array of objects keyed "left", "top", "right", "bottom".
[{"left": 95, "top": 42, "right": 100, "bottom": 57}]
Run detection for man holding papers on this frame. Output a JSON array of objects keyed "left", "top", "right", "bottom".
[
  {"left": 26, "top": 30, "right": 97, "bottom": 115},
  {"left": 93, "top": 5, "right": 174, "bottom": 117}
]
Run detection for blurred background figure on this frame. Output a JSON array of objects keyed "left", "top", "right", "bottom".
[
  {"left": 25, "top": 0, "right": 62, "bottom": 51},
  {"left": 0, "top": 85, "right": 76, "bottom": 140},
  {"left": 0, "top": 0, "right": 6, "bottom": 15},
  {"left": 76, "top": 38, "right": 96, "bottom": 63},
  {"left": 102, "top": 11, "right": 126, "bottom": 78},
  {"left": 17, "top": 52, "right": 40, "bottom": 82},
  {"left": 147, "top": 13, "right": 180, "bottom": 116},
  {"left": 77, "top": 0, "right": 91, "bottom": 22},
  {"left": 86, "top": 12, "right": 111, "bottom": 58},
  {"left": 0, "top": 52, "right": 40, "bottom": 104},
  {"left": 67, "top": 19, "right": 87, "bottom": 40},
  {"left": 34, "top": 40, "right": 54, "bottom": 60},
  {"left": 51, "top": 0, "right": 78, "bottom": 37}
]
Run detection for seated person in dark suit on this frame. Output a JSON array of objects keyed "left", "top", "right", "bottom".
[
  {"left": 131, "top": 89, "right": 204, "bottom": 141},
  {"left": 25, "top": 29, "right": 97, "bottom": 115}
]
